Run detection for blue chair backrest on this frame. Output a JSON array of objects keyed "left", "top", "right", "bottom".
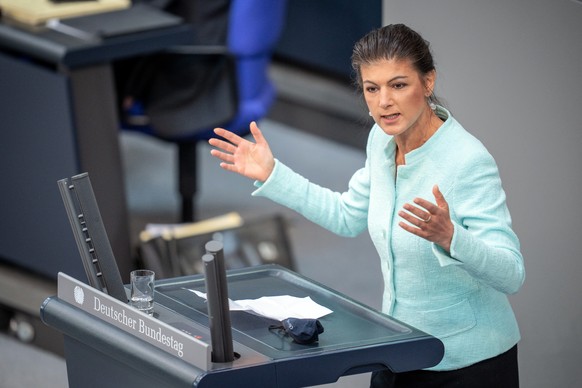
[{"left": 220, "top": 0, "right": 288, "bottom": 135}]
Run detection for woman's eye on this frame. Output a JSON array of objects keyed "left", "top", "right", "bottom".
[
  {"left": 393, "top": 83, "right": 407, "bottom": 89},
  {"left": 365, "top": 86, "right": 378, "bottom": 93}
]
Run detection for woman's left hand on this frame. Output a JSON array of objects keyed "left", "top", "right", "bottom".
[{"left": 398, "top": 185, "right": 454, "bottom": 252}]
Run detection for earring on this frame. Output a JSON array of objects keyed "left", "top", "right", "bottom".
[
  {"left": 368, "top": 111, "right": 372, "bottom": 116},
  {"left": 427, "top": 90, "right": 436, "bottom": 111}
]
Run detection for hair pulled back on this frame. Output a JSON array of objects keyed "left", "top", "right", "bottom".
[{"left": 351, "top": 24, "right": 436, "bottom": 95}]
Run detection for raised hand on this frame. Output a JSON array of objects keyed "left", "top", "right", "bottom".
[
  {"left": 398, "top": 185, "right": 454, "bottom": 252},
  {"left": 208, "top": 121, "right": 275, "bottom": 182}
]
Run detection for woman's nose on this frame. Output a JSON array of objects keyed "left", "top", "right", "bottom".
[{"left": 379, "top": 89, "right": 392, "bottom": 109}]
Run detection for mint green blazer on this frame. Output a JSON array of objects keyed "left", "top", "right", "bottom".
[{"left": 253, "top": 106, "right": 524, "bottom": 370}]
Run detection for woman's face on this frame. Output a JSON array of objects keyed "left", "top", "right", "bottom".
[{"left": 361, "top": 58, "right": 435, "bottom": 138}]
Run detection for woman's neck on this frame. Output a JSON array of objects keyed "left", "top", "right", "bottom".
[{"left": 395, "top": 109, "right": 443, "bottom": 166}]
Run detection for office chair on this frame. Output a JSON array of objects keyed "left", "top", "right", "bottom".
[{"left": 120, "top": 0, "right": 288, "bottom": 222}]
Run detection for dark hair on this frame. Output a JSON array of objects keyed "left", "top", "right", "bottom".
[{"left": 351, "top": 24, "right": 438, "bottom": 104}]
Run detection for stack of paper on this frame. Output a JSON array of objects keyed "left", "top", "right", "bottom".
[{"left": 0, "top": 0, "right": 130, "bottom": 26}]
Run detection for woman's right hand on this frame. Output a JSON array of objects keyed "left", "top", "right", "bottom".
[{"left": 209, "top": 121, "right": 275, "bottom": 182}]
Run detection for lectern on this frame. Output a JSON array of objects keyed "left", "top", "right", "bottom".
[{"left": 41, "top": 265, "right": 444, "bottom": 387}]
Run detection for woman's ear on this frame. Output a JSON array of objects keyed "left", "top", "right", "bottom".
[{"left": 424, "top": 69, "right": 437, "bottom": 96}]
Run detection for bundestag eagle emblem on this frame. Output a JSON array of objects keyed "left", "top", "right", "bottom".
[{"left": 74, "top": 285, "right": 85, "bottom": 305}]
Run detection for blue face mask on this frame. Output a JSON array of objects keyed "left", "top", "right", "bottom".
[{"left": 269, "top": 318, "right": 325, "bottom": 344}]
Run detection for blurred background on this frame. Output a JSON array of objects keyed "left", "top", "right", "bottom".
[{"left": 1, "top": 1, "right": 581, "bottom": 387}]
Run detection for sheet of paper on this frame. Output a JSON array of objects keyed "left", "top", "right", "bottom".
[{"left": 187, "top": 289, "right": 333, "bottom": 322}]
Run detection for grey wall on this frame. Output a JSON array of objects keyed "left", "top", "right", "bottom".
[{"left": 383, "top": 1, "right": 582, "bottom": 386}]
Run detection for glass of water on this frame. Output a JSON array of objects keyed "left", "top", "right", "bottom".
[{"left": 130, "top": 269, "right": 155, "bottom": 315}]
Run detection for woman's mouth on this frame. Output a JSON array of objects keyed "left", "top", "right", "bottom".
[{"left": 381, "top": 113, "right": 400, "bottom": 122}]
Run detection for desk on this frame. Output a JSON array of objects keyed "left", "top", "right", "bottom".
[
  {"left": 0, "top": 8, "right": 193, "bottom": 282},
  {"left": 41, "top": 266, "right": 444, "bottom": 387}
]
